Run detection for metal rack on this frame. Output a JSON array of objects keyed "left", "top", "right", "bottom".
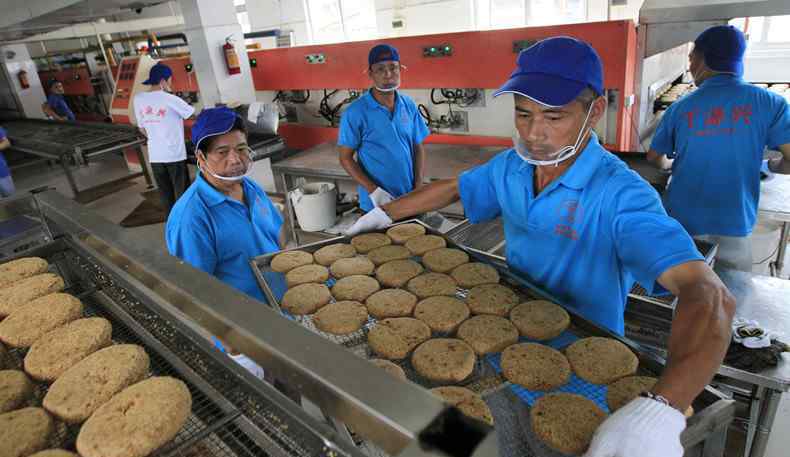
[
  {"left": 251, "top": 221, "right": 736, "bottom": 457},
  {"left": 3, "top": 119, "right": 152, "bottom": 203}
]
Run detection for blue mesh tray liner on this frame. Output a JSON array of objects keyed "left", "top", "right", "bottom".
[{"left": 485, "top": 330, "right": 611, "bottom": 414}]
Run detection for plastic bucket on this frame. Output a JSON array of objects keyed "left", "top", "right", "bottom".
[{"left": 290, "top": 182, "right": 337, "bottom": 232}]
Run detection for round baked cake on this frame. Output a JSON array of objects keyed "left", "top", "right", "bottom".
[
  {"left": 450, "top": 263, "right": 499, "bottom": 288},
  {"left": 530, "top": 393, "right": 607, "bottom": 455},
  {"left": 411, "top": 338, "right": 476, "bottom": 384},
  {"left": 386, "top": 223, "right": 426, "bottom": 244},
  {"left": 351, "top": 233, "right": 392, "bottom": 254},
  {"left": 405, "top": 235, "right": 446, "bottom": 256},
  {"left": 457, "top": 315, "right": 519, "bottom": 355},
  {"left": 406, "top": 273, "right": 457, "bottom": 299},
  {"left": 413, "top": 296, "right": 469, "bottom": 334},
  {"left": 509, "top": 300, "right": 570, "bottom": 341},
  {"left": 314, "top": 243, "right": 356, "bottom": 266},
  {"left": 422, "top": 248, "right": 469, "bottom": 273},
  {"left": 376, "top": 260, "right": 424, "bottom": 288},
  {"left": 365, "top": 289, "right": 418, "bottom": 319},
  {"left": 368, "top": 318, "right": 431, "bottom": 360},
  {"left": 466, "top": 284, "right": 518, "bottom": 316},
  {"left": 501, "top": 343, "right": 571, "bottom": 391},
  {"left": 270, "top": 250, "right": 313, "bottom": 273},
  {"left": 565, "top": 337, "right": 639, "bottom": 384}
]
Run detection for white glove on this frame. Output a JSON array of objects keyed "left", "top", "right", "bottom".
[
  {"left": 229, "top": 353, "right": 266, "bottom": 380},
  {"left": 584, "top": 397, "right": 686, "bottom": 457},
  {"left": 345, "top": 207, "right": 393, "bottom": 236},
  {"left": 369, "top": 187, "right": 394, "bottom": 208}
]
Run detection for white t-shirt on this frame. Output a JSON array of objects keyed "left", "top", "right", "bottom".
[{"left": 133, "top": 90, "right": 195, "bottom": 163}]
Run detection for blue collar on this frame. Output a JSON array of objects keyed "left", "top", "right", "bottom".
[
  {"left": 195, "top": 173, "right": 252, "bottom": 208},
  {"left": 363, "top": 89, "right": 401, "bottom": 112},
  {"left": 558, "top": 133, "right": 605, "bottom": 190},
  {"left": 700, "top": 74, "right": 743, "bottom": 88}
]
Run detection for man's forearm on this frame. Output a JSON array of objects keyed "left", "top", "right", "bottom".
[
  {"left": 646, "top": 150, "right": 673, "bottom": 171},
  {"left": 382, "top": 178, "right": 460, "bottom": 221},
  {"left": 413, "top": 144, "right": 426, "bottom": 189},
  {"left": 653, "top": 265, "right": 735, "bottom": 410},
  {"left": 339, "top": 153, "right": 378, "bottom": 193}
]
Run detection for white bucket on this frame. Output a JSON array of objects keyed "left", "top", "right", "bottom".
[{"left": 290, "top": 182, "right": 337, "bottom": 232}]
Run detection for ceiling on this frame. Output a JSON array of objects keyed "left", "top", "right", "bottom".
[{"left": 0, "top": 0, "right": 169, "bottom": 42}]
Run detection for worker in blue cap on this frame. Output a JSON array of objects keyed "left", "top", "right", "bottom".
[
  {"left": 648, "top": 25, "right": 790, "bottom": 271},
  {"left": 165, "top": 106, "right": 284, "bottom": 380},
  {"left": 337, "top": 44, "right": 430, "bottom": 212},
  {"left": 42, "top": 80, "right": 75, "bottom": 121},
  {"left": 133, "top": 62, "right": 195, "bottom": 213},
  {"left": 348, "top": 36, "right": 734, "bottom": 457},
  {"left": 166, "top": 106, "right": 284, "bottom": 302}
]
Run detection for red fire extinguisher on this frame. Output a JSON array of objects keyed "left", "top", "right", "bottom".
[
  {"left": 223, "top": 36, "right": 241, "bottom": 75},
  {"left": 18, "top": 70, "right": 29, "bottom": 89}
]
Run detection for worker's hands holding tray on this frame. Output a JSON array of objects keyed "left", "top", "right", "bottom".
[
  {"left": 345, "top": 207, "right": 393, "bottom": 236},
  {"left": 583, "top": 397, "right": 685, "bottom": 457}
]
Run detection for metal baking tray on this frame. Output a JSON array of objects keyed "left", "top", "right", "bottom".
[
  {"left": 252, "top": 221, "right": 734, "bottom": 457},
  {"left": 1, "top": 237, "right": 331, "bottom": 457}
]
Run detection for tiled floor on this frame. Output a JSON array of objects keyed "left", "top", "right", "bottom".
[{"left": 7, "top": 158, "right": 790, "bottom": 457}]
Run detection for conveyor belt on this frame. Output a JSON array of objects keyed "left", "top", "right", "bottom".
[{"left": 1, "top": 237, "right": 336, "bottom": 457}]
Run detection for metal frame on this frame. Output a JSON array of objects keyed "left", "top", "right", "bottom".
[{"left": 4, "top": 119, "right": 153, "bottom": 203}]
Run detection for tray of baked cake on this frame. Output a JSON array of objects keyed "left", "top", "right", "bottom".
[
  {"left": 0, "top": 239, "right": 236, "bottom": 457},
  {"left": 251, "top": 220, "right": 734, "bottom": 457}
]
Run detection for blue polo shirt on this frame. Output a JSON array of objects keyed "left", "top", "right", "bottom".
[
  {"left": 46, "top": 94, "right": 75, "bottom": 121},
  {"left": 651, "top": 75, "right": 790, "bottom": 236},
  {"left": 338, "top": 90, "right": 430, "bottom": 211},
  {"left": 458, "top": 135, "right": 703, "bottom": 334},
  {"left": 165, "top": 174, "right": 283, "bottom": 302},
  {"left": 0, "top": 127, "right": 9, "bottom": 178}
]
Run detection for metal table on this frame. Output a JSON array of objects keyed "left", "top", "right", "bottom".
[
  {"left": 627, "top": 268, "right": 790, "bottom": 457},
  {"left": 271, "top": 142, "right": 501, "bottom": 244},
  {"left": 758, "top": 174, "right": 790, "bottom": 277},
  {"left": 718, "top": 269, "right": 790, "bottom": 457},
  {"left": 3, "top": 119, "right": 153, "bottom": 203}
]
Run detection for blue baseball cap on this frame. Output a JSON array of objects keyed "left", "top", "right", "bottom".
[
  {"left": 192, "top": 107, "right": 243, "bottom": 153},
  {"left": 143, "top": 63, "right": 173, "bottom": 85},
  {"left": 494, "top": 36, "right": 603, "bottom": 107},
  {"left": 694, "top": 25, "right": 746, "bottom": 77},
  {"left": 368, "top": 44, "right": 400, "bottom": 67}
]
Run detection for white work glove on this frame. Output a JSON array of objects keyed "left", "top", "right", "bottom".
[
  {"left": 345, "top": 207, "right": 393, "bottom": 236},
  {"left": 369, "top": 187, "right": 394, "bottom": 208},
  {"left": 584, "top": 397, "right": 686, "bottom": 457},
  {"left": 229, "top": 353, "right": 266, "bottom": 381}
]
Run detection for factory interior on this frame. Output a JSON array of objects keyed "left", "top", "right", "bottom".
[{"left": 0, "top": 1, "right": 790, "bottom": 457}]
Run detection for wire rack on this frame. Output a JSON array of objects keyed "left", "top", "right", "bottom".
[{"left": 1, "top": 239, "right": 328, "bottom": 457}]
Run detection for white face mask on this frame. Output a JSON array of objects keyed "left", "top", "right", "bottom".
[
  {"left": 374, "top": 83, "right": 399, "bottom": 92},
  {"left": 199, "top": 151, "right": 253, "bottom": 182},
  {"left": 513, "top": 100, "right": 595, "bottom": 167}
]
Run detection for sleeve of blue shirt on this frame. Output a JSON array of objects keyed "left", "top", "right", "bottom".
[
  {"left": 457, "top": 154, "right": 504, "bottom": 223},
  {"left": 649, "top": 104, "right": 678, "bottom": 158},
  {"left": 610, "top": 176, "right": 703, "bottom": 294},
  {"left": 767, "top": 95, "right": 790, "bottom": 148},
  {"left": 258, "top": 187, "right": 284, "bottom": 243},
  {"left": 337, "top": 106, "right": 362, "bottom": 150},
  {"left": 165, "top": 211, "right": 218, "bottom": 275}
]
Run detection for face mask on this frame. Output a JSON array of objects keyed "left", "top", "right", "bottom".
[
  {"left": 513, "top": 101, "right": 595, "bottom": 167},
  {"left": 199, "top": 151, "right": 253, "bottom": 182},
  {"left": 374, "top": 82, "right": 400, "bottom": 92}
]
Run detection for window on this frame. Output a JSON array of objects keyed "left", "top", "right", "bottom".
[
  {"left": 475, "top": 0, "right": 525, "bottom": 29},
  {"left": 305, "top": 0, "right": 377, "bottom": 44},
  {"left": 475, "top": 0, "right": 586, "bottom": 30},
  {"left": 766, "top": 15, "right": 790, "bottom": 43},
  {"left": 526, "top": 0, "right": 585, "bottom": 26},
  {"left": 730, "top": 16, "right": 790, "bottom": 44},
  {"left": 237, "top": 11, "right": 251, "bottom": 34}
]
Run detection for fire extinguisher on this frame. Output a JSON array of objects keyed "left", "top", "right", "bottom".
[
  {"left": 18, "top": 70, "right": 29, "bottom": 89},
  {"left": 223, "top": 36, "right": 241, "bottom": 75}
]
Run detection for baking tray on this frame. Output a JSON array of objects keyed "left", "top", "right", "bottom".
[
  {"left": 252, "top": 220, "right": 734, "bottom": 457},
  {"left": 250, "top": 227, "right": 495, "bottom": 391}
]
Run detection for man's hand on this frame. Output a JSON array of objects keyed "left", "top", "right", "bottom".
[
  {"left": 584, "top": 397, "right": 685, "bottom": 457},
  {"left": 369, "top": 187, "right": 394, "bottom": 208},
  {"left": 345, "top": 207, "right": 392, "bottom": 236}
]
